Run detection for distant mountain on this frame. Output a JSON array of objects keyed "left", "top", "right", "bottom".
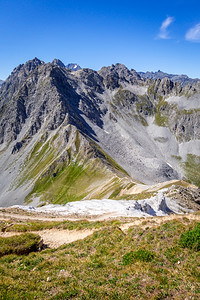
[
  {"left": 139, "top": 70, "right": 199, "bottom": 86},
  {"left": 0, "top": 80, "right": 4, "bottom": 87},
  {"left": 52, "top": 59, "right": 81, "bottom": 71},
  {"left": 0, "top": 58, "right": 199, "bottom": 207}
]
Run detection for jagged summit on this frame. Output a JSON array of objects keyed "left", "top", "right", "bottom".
[
  {"left": 0, "top": 58, "right": 199, "bottom": 206},
  {"left": 99, "top": 63, "right": 140, "bottom": 79},
  {"left": 12, "top": 57, "right": 44, "bottom": 74},
  {"left": 52, "top": 58, "right": 65, "bottom": 68}
]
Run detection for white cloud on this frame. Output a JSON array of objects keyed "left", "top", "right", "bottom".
[
  {"left": 185, "top": 23, "right": 200, "bottom": 42},
  {"left": 157, "top": 16, "right": 175, "bottom": 39}
]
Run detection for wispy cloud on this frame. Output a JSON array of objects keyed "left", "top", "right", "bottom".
[
  {"left": 157, "top": 16, "right": 175, "bottom": 39},
  {"left": 185, "top": 23, "right": 200, "bottom": 42}
]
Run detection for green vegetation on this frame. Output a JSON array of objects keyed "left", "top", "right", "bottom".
[
  {"left": 0, "top": 219, "right": 199, "bottom": 299},
  {"left": 171, "top": 155, "right": 182, "bottom": 161},
  {"left": 109, "top": 185, "right": 124, "bottom": 199},
  {"left": 154, "top": 100, "right": 169, "bottom": 127},
  {"left": 113, "top": 89, "right": 136, "bottom": 108},
  {"left": 178, "top": 108, "right": 200, "bottom": 115},
  {"left": 147, "top": 82, "right": 156, "bottom": 98},
  {"left": 123, "top": 249, "right": 155, "bottom": 265},
  {"left": 184, "top": 154, "right": 200, "bottom": 188},
  {"left": 112, "top": 90, "right": 153, "bottom": 126},
  {"left": 16, "top": 137, "right": 56, "bottom": 188},
  {"left": 75, "top": 131, "right": 80, "bottom": 151},
  {"left": 16, "top": 129, "right": 132, "bottom": 204},
  {"left": 26, "top": 160, "right": 99, "bottom": 204},
  {"left": 180, "top": 223, "right": 200, "bottom": 251},
  {"left": 0, "top": 233, "right": 41, "bottom": 257}
]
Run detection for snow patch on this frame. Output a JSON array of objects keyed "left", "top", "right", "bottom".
[{"left": 9, "top": 191, "right": 193, "bottom": 219}]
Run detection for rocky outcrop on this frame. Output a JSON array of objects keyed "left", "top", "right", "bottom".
[
  {"left": 165, "top": 185, "right": 200, "bottom": 210},
  {"left": 99, "top": 63, "right": 143, "bottom": 89}
]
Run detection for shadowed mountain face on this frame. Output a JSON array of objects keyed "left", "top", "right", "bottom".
[{"left": 0, "top": 58, "right": 199, "bottom": 206}]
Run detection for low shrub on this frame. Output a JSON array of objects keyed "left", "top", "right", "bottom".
[
  {"left": 179, "top": 223, "right": 200, "bottom": 251},
  {"left": 123, "top": 249, "right": 154, "bottom": 265}
]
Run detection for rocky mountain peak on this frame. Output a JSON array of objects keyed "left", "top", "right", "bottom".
[
  {"left": 0, "top": 58, "right": 46, "bottom": 105},
  {"left": 23, "top": 57, "right": 44, "bottom": 73},
  {"left": 98, "top": 63, "right": 142, "bottom": 89},
  {"left": 9, "top": 57, "right": 44, "bottom": 80},
  {"left": 52, "top": 58, "right": 65, "bottom": 68}
]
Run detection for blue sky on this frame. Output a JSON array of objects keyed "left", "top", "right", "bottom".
[{"left": 1, "top": 0, "right": 200, "bottom": 79}]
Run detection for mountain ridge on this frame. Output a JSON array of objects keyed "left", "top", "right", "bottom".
[{"left": 139, "top": 70, "right": 199, "bottom": 86}]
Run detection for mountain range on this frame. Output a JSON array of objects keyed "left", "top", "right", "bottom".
[
  {"left": 0, "top": 58, "right": 199, "bottom": 207},
  {"left": 139, "top": 70, "right": 199, "bottom": 86}
]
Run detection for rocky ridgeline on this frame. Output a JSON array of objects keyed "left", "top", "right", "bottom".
[
  {"left": 139, "top": 70, "right": 200, "bottom": 87},
  {"left": 0, "top": 58, "right": 199, "bottom": 206}
]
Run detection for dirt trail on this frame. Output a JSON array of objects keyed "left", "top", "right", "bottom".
[
  {"left": 0, "top": 229, "right": 95, "bottom": 248},
  {"left": 119, "top": 213, "right": 200, "bottom": 231},
  {"left": 0, "top": 209, "right": 199, "bottom": 248}
]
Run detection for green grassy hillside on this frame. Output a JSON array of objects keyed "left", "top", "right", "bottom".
[{"left": 0, "top": 217, "right": 199, "bottom": 299}]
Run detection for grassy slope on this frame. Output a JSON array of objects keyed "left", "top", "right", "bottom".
[
  {"left": 17, "top": 129, "right": 133, "bottom": 204},
  {"left": 0, "top": 217, "right": 199, "bottom": 299}
]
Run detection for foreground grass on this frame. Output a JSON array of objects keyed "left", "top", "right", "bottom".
[{"left": 0, "top": 219, "right": 199, "bottom": 299}]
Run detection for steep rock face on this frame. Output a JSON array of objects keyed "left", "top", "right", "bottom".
[
  {"left": 0, "top": 58, "right": 200, "bottom": 206},
  {"left": 168, "top": 110, "right": 200, "bottom": 142},
  {"left": 147, "top": 78, "right": 182, "bottom": 98},
  {"left": 0, "top": 63, "right": 102, "bottom": 147},
  {"left": 0, "top": 58, "right": 43, "bottom": 101}
]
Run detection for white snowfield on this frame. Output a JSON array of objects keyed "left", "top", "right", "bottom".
[{"left": 9, "top": 191, "right": 193, "bottom": 219}]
